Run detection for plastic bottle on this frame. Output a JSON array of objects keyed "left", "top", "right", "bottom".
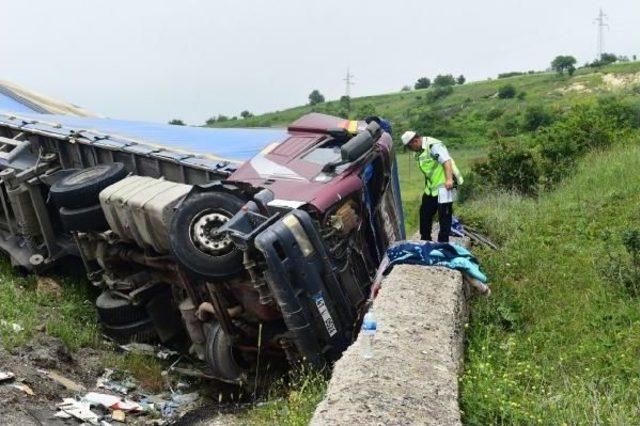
[{"left": 361, "top": 310, "right": 377, "bottom": 359}]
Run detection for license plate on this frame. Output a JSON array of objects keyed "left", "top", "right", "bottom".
[{"left": 313, "top": 294, "right": 337, "bottom": 337}]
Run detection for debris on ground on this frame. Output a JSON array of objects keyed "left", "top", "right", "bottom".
[
  {"left": 0, "top": 320, "right": 24, "bottom": 333},
  {"left": 43, "top": 369, "right": 87, "bottom": 392},
  {"left": 0, "top": 371, "right": 15, "bottom": 382},
  {"left": 36, "top": 276, "right": 63, "bottom": 298},
  {"left": 96, "top": 368, "right": 136, "bottom": 395},
  {"left": 57, "top": 398, "right": 100, "bottom": 425},
  {"left": 12, "top": 382, "right": 35, "bottom": 396},
  {"left": 120, "top": 342, "right": 180, "bottom": 360}
]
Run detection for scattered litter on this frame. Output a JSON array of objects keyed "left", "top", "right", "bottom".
[
  {"left": 54, "top": 411, "right": 72, "bottom": 419},
  {"left": 36, "top": 276, "right": 63, "bottom": 298},
  {"left": 96, "top": 369, "right": 136, "bottom": 395},
  {"left": 111, "top": 409, "right": 126, "bottom": 422},
  {"left": 83, "top": 391, "right": 143, "bottom": 412},
  {"left": 120, "top": 342, "right": 156, "bottom": 355},
  {"left": 12, "top": 382, "right": 35, "bottom": 396},
  {"left": 157, "top": 348, "right": 179, "bottom": 360},
  {"left": 120, "top": 342, "right": 180, "bottom": 360},
  {"left": 45, "top": 370, "right": 87, "bottom": 392},
  {"left": 0, "top": 320, "right": 23, "bottom": 333},
  {"left": 0, "top": 371, "right": 15, "bottom": 382},
  {"left": 57, "top": 398, "right": 100, "bottom": 425}
]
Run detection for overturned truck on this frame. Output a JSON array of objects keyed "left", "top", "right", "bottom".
[{"left": 0, "top": 92, "right": 404, "bottom": 384}]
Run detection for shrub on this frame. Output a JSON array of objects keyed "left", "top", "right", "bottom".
[
  {"left": 414, "top": 77, "right": 431, "bottom": 89},
  {"left": 517, "top": 91, "right": 527, "bottom": 100},
  {"left": 486, "top": 108, "right": 505, "bottom": 121},
  {"left": 522, "top": 105, "right": 554, "bottom": 131},
  {"left": 425, "top": 85, "right": 453, "bottom": 103},
  {"left": 473, "top": 98, "right": 630, "bottom": 196},
  {"left": 433, "top": 74, "right": 456, "bottom": 88},
  {"left": 601, "top": 229, "right": 640, "bottom": 297},
  {"left": 497, "top": 84, "right": 517, "bottom": 99}
]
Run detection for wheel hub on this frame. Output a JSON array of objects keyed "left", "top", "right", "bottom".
[{"left": 190, "top": 211, "right": 232, "bottom": 255}]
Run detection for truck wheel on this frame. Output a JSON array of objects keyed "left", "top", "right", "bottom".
[
  {"left": 101, "top": 318, "right": 157, "bottom": 344},
  {"left": 169, "top": 191, "right": 244, "bottom": 278},
  {"left": 96, "top": 291, "right": 148, "bottom": 326},
  {"left": 204, "top": 322, "right": 248, "bottom": 383},
  {"left": 50, "top": 163, "right": 127, "bottom": 208},
  {"left": 59, "top": 204, "right": 109, "bottom": 232}
]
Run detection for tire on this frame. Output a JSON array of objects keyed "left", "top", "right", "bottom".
[
  {"left": 169, "top": 191, "right": 245, "bottom": 278},
  {"left": 101, "top": 318, "right": 157, "bottom": 344},
  {"left": 204, "top": 322, "right": 247, "bottom": 382},
  {"left": 59, "top": 204, "right": 109, "bottom": 232},
  {"left": 96, "top": 291, "right": 148, "bottom": 326},
  {"left": 50, "top": 163, "right": 128, "bottom": 209}
]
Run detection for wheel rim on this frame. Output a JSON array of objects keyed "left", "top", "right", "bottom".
[{"left": 189, "top": 210, "right": 233, "bottom": 255}]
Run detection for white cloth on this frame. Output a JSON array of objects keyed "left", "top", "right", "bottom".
[{"left": 421, "top": 136, "right": 451, "bottom": 165}]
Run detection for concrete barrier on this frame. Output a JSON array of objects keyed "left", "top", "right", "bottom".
[{"left": 311, "top": 264, "right": 470, "bottom": 426}]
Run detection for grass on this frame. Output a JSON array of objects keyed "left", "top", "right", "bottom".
[
  {"left": 0, "top": 257, "right": 99, "bottom": 351},
  {"left": 458, "top": 141, "right": 640, "bottom": 424},
  {"left": 238, "top": 368, "right": 327, "bottom": 426}
]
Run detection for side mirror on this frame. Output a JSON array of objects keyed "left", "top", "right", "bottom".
[{"left": 340, "top": 131, "right": 374, "bottom": 162}]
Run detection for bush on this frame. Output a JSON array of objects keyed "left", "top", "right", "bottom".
[
  {"left": 486, "top": 108, "right": 505, "bottom": 121},
  {"left": 425, "top": 85, "right": 453, "bottom": 103},
  {"left": 433, "top": 74, "right": 456, "bottom": 88},
  {"left": 474, "top": 99, "right": 630, "bottom": 196},
  {"left": 497, "top": 84, "right": 517, "bottom": 99},
  {"left": 522, "top": 105, "right": 554, "bottom": 131},
  {"left": 601, "top": 229, "right": 640, "bottom": 297},
  {"left": 414, "top": 77, "right": 431, "bottom": 90}
]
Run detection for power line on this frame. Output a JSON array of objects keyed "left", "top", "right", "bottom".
[
  {"left": 343, "top": 68, "right": 355, "bottom": 98},
  {"left": 593, "top": 8, "right": 609, "bottom": 58}
]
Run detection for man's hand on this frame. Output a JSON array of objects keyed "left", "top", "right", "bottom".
[
  {"left": 445, "top": 178, "right": 454, "bottom": 190},
  {"left": 443, "top": 160, "right": 454, "bottom": 190}
]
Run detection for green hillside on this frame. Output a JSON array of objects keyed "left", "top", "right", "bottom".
[{"left": 209, "top": 61, "right": 640, "bottom": 148}]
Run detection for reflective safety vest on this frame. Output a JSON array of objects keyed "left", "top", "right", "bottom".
[{"left": 417, "top": 143, "right": 463, "bottom": 196}]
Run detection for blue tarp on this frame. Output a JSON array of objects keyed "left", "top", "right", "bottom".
[{"left": 0, "top": 92, "right": 287, "bottom": 162}]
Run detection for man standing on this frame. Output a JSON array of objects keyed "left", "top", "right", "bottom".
[{"left": 401, "top": 131, "right": 462, "bottom": 242}]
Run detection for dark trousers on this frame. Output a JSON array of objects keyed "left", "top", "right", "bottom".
[{"left": 420, "top": 193, "right": 453, "bottom": 242}]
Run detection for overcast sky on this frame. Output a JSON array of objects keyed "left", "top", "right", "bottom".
[{"left": 1, "top": 0, "right": 638, "bottom": 124}]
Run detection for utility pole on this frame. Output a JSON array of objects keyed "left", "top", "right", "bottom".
[
  {"left": 343, "top": 68, "right": 355, "bottom": 98},
  {"left": 593, "top": 8, "right": 609, "bottom": 58}
]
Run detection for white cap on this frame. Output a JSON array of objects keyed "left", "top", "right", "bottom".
[{"left": 401, "top": 131, "right": 417, "bottom": 146}]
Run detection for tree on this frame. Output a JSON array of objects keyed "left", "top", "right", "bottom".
[
  {"left": 216, "top": 115, "right": 229, "bottom": 122},
  {"left": 168, "top": 119, "right": 185, "bottom": 126},
  {"left": 338, "top": 95, "right": 351, "bottom": 116},
  {"left": 401, "top": 85, "right": 412, "bottom": 92},
  {"left": 551, "top": 55, "right": 577, "bottom": 75},
  {"left": 205, "top": 116, "right": 217, "bottom": 126},
  {"left": 433, "top": 74, "right": 456, "bottom": 88},
  {"left": 456, "top": 74, "right": 466, "bottom": 85},
  {"left": 414, "top": 77, "right": 431, "bottom": 90},
  {"left": 497, "top": 84, "right": 517, "bottom": 99},
  {"left": 308, "top": 90, "right": 325, "bottom": 105},
  {"left": 240, "top": 110, "right": 253, "bottom": 119}
]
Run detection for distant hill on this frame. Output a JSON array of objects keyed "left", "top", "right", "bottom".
[{"left": 209, "top": 61, "right": 640, "bottom": 148}]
